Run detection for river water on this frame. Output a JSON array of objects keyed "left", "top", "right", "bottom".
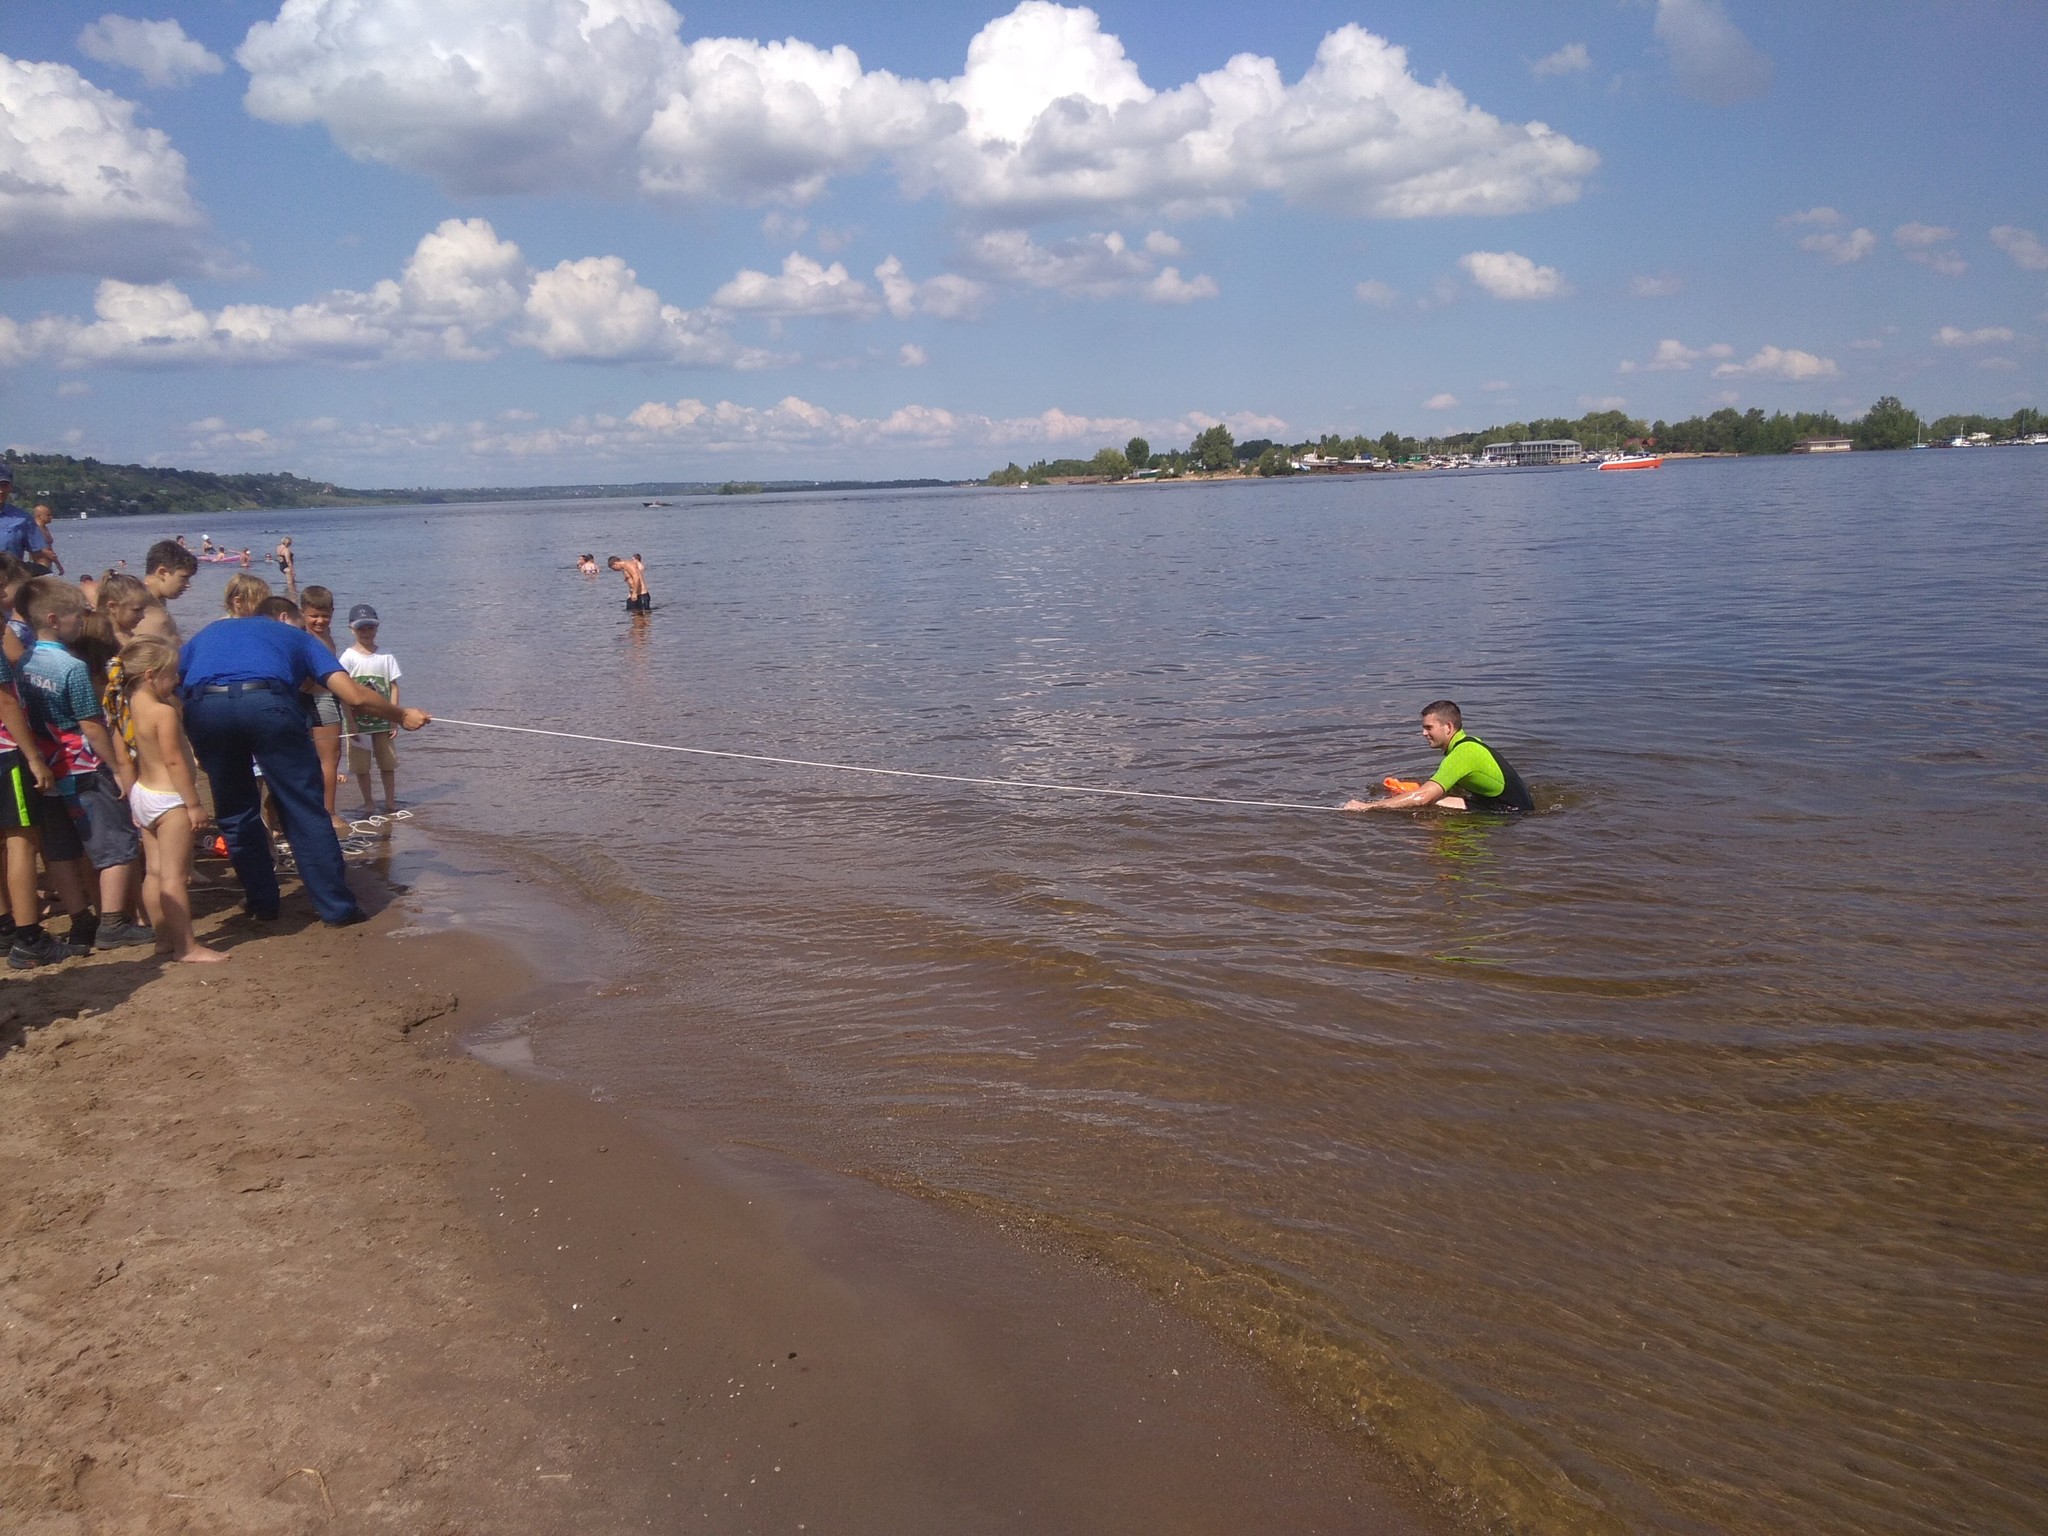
[{"left": 62, "top": 451, "right": 2047, "bottom": 1533}]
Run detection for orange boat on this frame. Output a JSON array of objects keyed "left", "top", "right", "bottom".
[{"left": 1598, "top": 454, "right": 1663, "bottom": 471}]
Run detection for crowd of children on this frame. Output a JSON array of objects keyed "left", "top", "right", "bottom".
[{"left": 0, "top": 534, "right": 414, "bottom": 970}]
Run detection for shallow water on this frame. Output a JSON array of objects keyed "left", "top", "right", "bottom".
[{"left": 65, "top": 451, "right": 2048, "bottom": 1532}]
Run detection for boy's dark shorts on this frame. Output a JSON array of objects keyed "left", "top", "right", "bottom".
[
  {"left": 39, "top": 767, "right": 140, "bottom": 869},
  {"left": 0, "top": 749, "right": 39, "bottom": 830}
]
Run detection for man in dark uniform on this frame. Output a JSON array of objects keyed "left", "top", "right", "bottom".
[
  {"left": 1344, "top": 700, "right": 1535, "bottom": 815},
  {"left": 180, "top": 612, "right": 431, "bottom": 925}
]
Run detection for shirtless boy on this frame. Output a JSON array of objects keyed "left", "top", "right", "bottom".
[
  {"left": 607, "top": 554, "right": 651, "bottom": 612},
  {"left": 133, "top": 539, "right": 198, "bottom": 643}
]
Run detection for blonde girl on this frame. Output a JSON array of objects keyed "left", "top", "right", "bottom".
[
  {"left": 222, "top": 571, "right": 271, "bottom": 617},
  {"left": 96, "top": 571, "right": 152, "bottom": 643},
  {"left": 119, "top": 636, "right": 224, "bottom": 964}
]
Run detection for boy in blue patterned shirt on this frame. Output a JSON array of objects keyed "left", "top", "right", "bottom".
[{"left": 16, "top": 578, "right": 145, "bottom": 951}]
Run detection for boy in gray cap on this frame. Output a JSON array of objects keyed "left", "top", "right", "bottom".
[{"left": 339, "top": 603, "right": 403, "bottom": 815}]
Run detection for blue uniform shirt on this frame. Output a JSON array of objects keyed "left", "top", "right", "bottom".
[
  {"left": 180, "top": 618, "right": 344, "bottom": 693},
  {"left": 0, "top": 506, "right": 44, "bottom": 561}
]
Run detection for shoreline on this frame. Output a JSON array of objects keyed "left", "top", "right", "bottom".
[{"left": 3, "top": 863, "right": 1444, "bottom": 1532}]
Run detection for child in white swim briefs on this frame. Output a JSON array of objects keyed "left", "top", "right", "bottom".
[
  {"left": 119, "top": 635, "right": 224, "bottom": 964},
  {"left": 127, "top": 782, "right": 187, "bottom": 829}
]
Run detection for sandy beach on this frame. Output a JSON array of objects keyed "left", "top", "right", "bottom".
[{"left": 2, "top": 866, "right": 1439, "bottom": 1534}]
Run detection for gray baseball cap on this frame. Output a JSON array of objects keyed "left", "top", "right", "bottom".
[{"left": 348, "top": 603, "right": 380, "bottom": 627}]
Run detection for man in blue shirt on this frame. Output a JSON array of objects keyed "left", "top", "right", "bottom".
[
  {"left": 0, "top": 466, "right": 50, "bottom": 564},
  {"left": 180, "top": 614, "right": 431, "bottom": 925}
]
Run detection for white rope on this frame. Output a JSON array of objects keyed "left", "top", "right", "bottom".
[{"left": 433, "top": 717, "right": 1345, "bottom": 814}]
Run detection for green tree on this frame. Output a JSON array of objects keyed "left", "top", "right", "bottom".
[
  {"left": 1855, "top": 396, "right": 1922, "bottom": 451},
  {"left": 1190, "top": 424, "right": 1236, "bottom": 472},
  {"left": 1091, "top": 446, "right": 1131, "bottom": 479},
  {"left": 1254, "top": 445, "right": 1295, "bottom": 477},
  {"left": 987, "top": 462, "right": 1026, "bottom": 486},
  {"left": 1125, "top": 436, "right": 1151, "bottom": 470}
]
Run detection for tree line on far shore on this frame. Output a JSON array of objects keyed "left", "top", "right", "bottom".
[{"left": 985, "top": 398, "right": 2046, "bottom": 484}]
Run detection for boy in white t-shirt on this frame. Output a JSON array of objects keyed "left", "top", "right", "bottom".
[{"left": 340, "top": 603, "right": 402, "bottom": 815}]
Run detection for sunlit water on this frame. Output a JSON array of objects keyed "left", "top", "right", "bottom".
[{"left": 63, "top": 452, "right": 2047, "bottom": 1533}]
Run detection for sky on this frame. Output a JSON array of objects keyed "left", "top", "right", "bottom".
[{"left": 1, "top": 0, "right": 2043, "bottom": 486}]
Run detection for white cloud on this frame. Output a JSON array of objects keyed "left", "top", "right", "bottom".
[
  {"left": 1480, "top": 378, "right": 1512, "bottom": 392},
  {"left": 1354, "top": 279, "right": 1399, "bottom": 306},
  {"left": 1711, "top": 345, "right": 1839, "bottom": 381},
  {"left": 1530, "top": 44, "right": 1591, "bottom": 79},
  {"left": 1617, "top": 338, "right": 1733, "bottom": 373},
  {"left": 1893, "top": 222, "right": 1955, "bottom": 249},
  {"left": 1894, "top": 222, "right": 1966, "bottom": 275},
  {"left": 1932, "top": 326, "right": 2014, "bottom": 348},
  {"left": 235, "top": 1, "right": 1598, "bottom": 221},
  {"left": 1146, "top": 267, "right": 1219, "bottom": 304},
  {"left": 522, "top": 255, "right": 739, "bottom": 362},
  {"left": 1458, "top": 250, "right": 1569, "bottom": 300},
  {"left": 638, "top": 35, "right": 948, "bottom": 205},
  {"left": 898, "top": 343, "right": 928, "bottom": 368},
  {"left": 962, "top": 228, "right": 1213, "bottom": 302},
  {"left": 916, "top": 9, "right": 1599, "bottom": 221},
  {"left": 1577, "top": 395, "right": 1628, "bottom": 411},
  {"left": 239, "top": 0, "right": 691, "bottom": 197},
  {"left": 77, "top": 16, "right": 225, "bottom": 89},
  {"left": 1799, "top": 228, "right": 1876, "bottom": 264},
  {"left": 1990, "top": 226, "right": 2048, "bottom": 272},
  {"left": 610, "top": 394, "right": 1272, "bottom": 455},
  {"left": 0, "top": 216, "right": 766, "bottom": 371},
  {"left": 1630, "top": 273, "right": 1682, "bottom": 298},
  {"left": 1848, "top": 337, "right": 1883, "bottom": 351},
  {"left": 712, "top": 252, "right": 879, "bottom": 318},
  {"left": 873, "top": 256, "right": 990, "bottom": 320},
  {"left": 1978, "top": 357, "right": 2018, "bottom": 372},
  {"left": 1779, "top": 207, "right": 1841, "bottom": 228},
  {"left": 1884, "top": 222, "right": 1966, "bottom": 276},
  {"left": 1423, "top": 392, "right": 1458, "bottom": 410},
  {"left": 1910, "top": 253, "right": 1968, "bottom": 277},
  {"left": 56, "top": 380, "right": 91, "bottom": 397},
  {"left": 1655, "top": 0, "right": 1772, "bottom": 105},
  {"left": 0, "top": 54, "right": 207, "bottom": 276}
]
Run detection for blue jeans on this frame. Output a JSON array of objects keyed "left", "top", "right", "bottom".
[{"left": 185, "top": 683, "right": 361, "bottom": 924}]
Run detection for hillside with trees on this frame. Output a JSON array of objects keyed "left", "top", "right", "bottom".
[
  {"left": 0, "top": 451, "right": 955, "bottom": 516},
  {"left": 985, "top": 398, "right": 2044, "bottom": 484}
]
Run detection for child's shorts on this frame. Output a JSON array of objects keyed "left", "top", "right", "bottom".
[
  {"left": 349, "top": 733, "right": 397, "bottom": 772},
  {"left": 304, "top": 689, "right": 343, "bottom": 728},
  {"left": 0, "top": 749, "right": 40, "bottom": 830},
  {"left": 72, "top": 765, "right": 141, "bottom": 870},
  {"left": 32, "top": 769, "right": 134, "bottom": 868}
]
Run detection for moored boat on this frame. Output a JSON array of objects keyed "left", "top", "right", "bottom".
[{"left": 1598, "top": 454, "right": 1663, "bottom": 471}]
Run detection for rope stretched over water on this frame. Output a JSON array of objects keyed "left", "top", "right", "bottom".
[{"left": 434, "top": 717, "right": 1345, "bottom": 814}]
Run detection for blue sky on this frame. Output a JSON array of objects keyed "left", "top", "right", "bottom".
[{"left": 1, "top": 1, "right": 2042, "bottom": 485}]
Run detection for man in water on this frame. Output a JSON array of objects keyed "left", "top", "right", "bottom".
[
  {"left": 1344, "top": 700, "right": 1534, "bottom": 814},
  {"left": 607, "top": 554, "right": 651, "bottom": 612}
]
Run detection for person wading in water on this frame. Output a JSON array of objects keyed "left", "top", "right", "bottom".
[{"left": 1343, "top": 699, "right": 1535, "bottom": 814}]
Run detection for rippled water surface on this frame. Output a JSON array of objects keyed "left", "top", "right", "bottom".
[{"left": 69, "top": 452, "right": 2047, "bottom": 1532}]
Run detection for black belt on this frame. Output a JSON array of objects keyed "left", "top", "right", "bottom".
[{"left": 191, "top": 679, "right": 289, "bottom": 697}]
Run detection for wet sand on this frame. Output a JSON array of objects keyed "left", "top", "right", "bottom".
[{"left": 1, "top": 876, "right": 1440, "bottom": 1533}]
